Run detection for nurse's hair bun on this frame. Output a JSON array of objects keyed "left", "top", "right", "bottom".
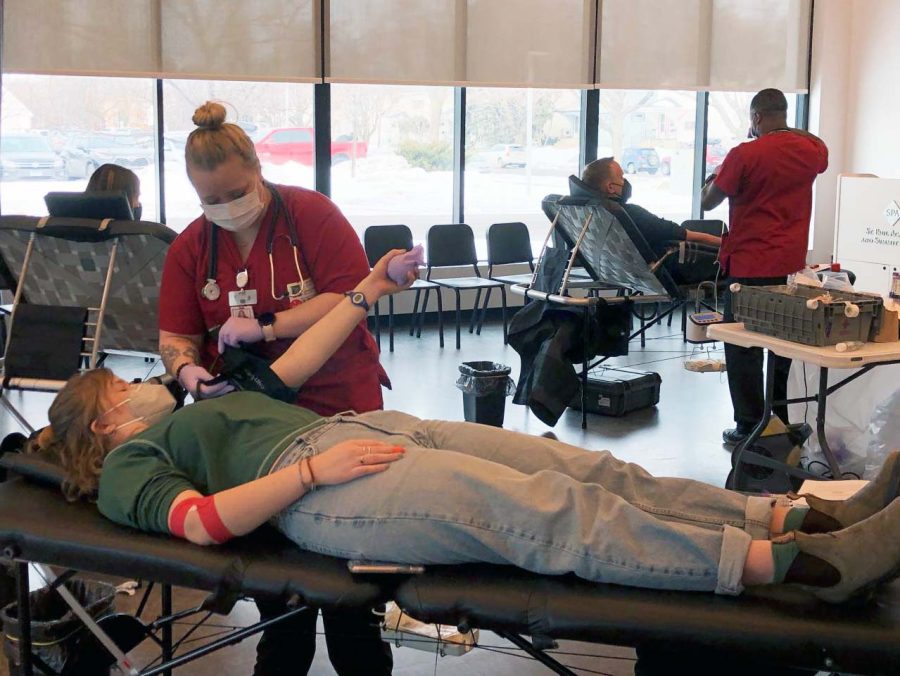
[{"left": 192, "top": 101, "right": 227, "bottom": 130}]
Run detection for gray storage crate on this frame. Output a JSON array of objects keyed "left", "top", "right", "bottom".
[{"left": 733, "top": 284, "right": 883, "bottom": 346}]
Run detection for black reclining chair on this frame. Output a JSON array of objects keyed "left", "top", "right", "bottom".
[
  {"left": 0, "top": 194, "right": 176, "bottom": 431},
  {"left": 565, "top": 175, "right": 721, "bottom": 345}
]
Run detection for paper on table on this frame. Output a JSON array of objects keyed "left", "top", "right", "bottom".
[{"left": 792, "top": 479, "right": 869, "bottom": 506}]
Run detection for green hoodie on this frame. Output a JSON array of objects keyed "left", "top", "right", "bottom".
[{"left": 98, "top": 392, "right": 322, "bottom": 534}]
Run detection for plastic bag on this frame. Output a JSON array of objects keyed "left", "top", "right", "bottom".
[
  {"left": 819, "top": 270, "right": 854, "bottom": 292},
  {"left": 455, "top": 362, "right": 515, "bottom": 397},
  {"left": 1, "top": 580, "right": 116, "bottom": 674},
  {"left": 787, "top": 363, "right": 900, "bottom": 478},
  {"left": 864, "top": 387, "right": 900, "bottom": 478},
  {"left": 787, "top": 267, "right": 824, "bottom": 289}
]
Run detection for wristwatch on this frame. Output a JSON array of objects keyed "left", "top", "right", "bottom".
[
  {"left": 344, "top": 290, "right": 370, "bottom": 313},
  {"left": 258, "top": 312, "right": 277, "bottom": 342}
]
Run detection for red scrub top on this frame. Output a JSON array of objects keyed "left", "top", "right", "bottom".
[
  {"left": 714, "top": 131, "right": 828, "bottom": 278},
  {"left": 159, "top": 184, "right": 388, "bottom": 415}
]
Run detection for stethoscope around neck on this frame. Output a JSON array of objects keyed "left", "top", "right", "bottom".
[{"left": 201, "top": 182, "right": 310, "bottom": 302}]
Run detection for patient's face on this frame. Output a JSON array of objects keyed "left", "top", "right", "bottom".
[
  {"left": 606, "top": 162, "right": 626, "bottom": 198},
  {"left": 94, "top": 377, "right": 142, "bottom": 445}
]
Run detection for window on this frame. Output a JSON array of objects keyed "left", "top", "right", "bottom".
[
  {"left": 597, "top": 89, "right": 697, "bottom": 225},
  {"left": 465, "top": 87, "right": 582, "bottom": 250},
  {"left": 704, "top": 91, "right": 797, "bottom": 222},
  {"left": 0, "top": 74, "right": 157, "bottom": 220},
  {"left": 330, "top": 84, "right": 454, "bottom": 241},
  {"left": 162, "top": 79, "right": 314, "bottom": 232}
]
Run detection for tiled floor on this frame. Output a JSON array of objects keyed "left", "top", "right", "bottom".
[{"left": 0, "top": 313, "right": 739, "bottom": 675}]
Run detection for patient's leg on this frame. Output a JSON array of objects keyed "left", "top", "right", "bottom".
[
  {"left": 415, "top": 419, "right": 774, "bottom": 538},
  {"left": 274, "top": 445, "right": 753, "bottom": 594}
]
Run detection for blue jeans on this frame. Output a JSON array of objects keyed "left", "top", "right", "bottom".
[{"left": 270, "top": 411, "right": 779, "bottom": 595}]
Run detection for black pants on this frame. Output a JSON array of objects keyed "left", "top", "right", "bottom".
[
  {"left": 254, "top": 600, "right": 392, "bottom": 676},
  {"left": 724, "top": 276, "right": 792, "bottom": 431}
]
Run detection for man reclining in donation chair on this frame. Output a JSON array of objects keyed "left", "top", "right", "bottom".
[
  {"left": 576, "top": 158, "right": 722, "bottom": 286},
  {"left": 29, "top": 248, "right": 900, "bottom": 605}
]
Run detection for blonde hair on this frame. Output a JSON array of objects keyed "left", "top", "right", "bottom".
[
  {"left": 28, "top": 369, "right": 116, "bottom": 501},
  {"left": 185, "top": 101, "right": 259, "bottom": 172}
]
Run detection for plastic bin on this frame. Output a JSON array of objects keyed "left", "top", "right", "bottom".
[
  {"left": 1, "top": 579, "right": 116, "bottom": 675},
  {"left": 456, "top": 362, "right": 515, "bottom": 427},
  {"left": 732, "top": 284, "right": 883, "bottom": 346}
]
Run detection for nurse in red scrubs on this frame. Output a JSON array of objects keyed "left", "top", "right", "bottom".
[{"left": 158, "top": 101, "right": 392, "bottom": 676}]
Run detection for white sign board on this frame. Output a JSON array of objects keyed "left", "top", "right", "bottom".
[{"left": 835, "top": 175, "right": 900, "bottom": 264}]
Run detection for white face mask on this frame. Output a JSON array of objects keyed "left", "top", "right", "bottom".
[
  {"left": 201, "top": 186, "right": 264, "bottom": 232},
  {"left": 101, "top": 383, "right": 177, "bottom": 433}
]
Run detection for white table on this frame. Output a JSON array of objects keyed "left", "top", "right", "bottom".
[{"left": 708, "top": 322, "right": 900, "bottom": 488}]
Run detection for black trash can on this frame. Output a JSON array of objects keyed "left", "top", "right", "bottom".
[
  {"left": 1, "top": 579, "right": 116, "bottom": 675},
  {"left": 456, "top": 361, "right": 515, "bottom": 427}
]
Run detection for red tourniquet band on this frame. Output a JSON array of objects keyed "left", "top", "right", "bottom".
[
  {"left": 168, "top": 496, "right": 234, "bottom": 543},
  {"left": 168, "top": 497, "right": 202, "bottom": 538}
]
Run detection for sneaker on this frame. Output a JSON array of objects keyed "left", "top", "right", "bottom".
[{"left": 722, "top": 428, "right": 751, "bottom": 446}]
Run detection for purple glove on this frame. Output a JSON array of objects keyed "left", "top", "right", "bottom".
[
  {"left": 218, "top": 316, "right": 264, "bottom": 354},
  {"left": 177, "top": 364, "right": 234, "bottom": 399},
  {"left": 387, "top": 244, "right": 424, "bottom": 285}
]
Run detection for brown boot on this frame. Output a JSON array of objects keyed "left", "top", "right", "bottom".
[
  {"left": 789, "top": 498, "right": 900, "bottom": 603},
  {"left": 799, "top": 450, "right": 900, "bottom": 528}
]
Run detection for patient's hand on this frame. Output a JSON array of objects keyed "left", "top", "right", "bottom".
[
  {"left": 310, "top": 439, "right": 405, "bottom": 486},
  {"left": 218, "top": 316, "right": 264, "bottom": 353}
]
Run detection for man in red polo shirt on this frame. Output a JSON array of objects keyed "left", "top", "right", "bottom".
[{"left": 701, "top": 88, "right": 828, "bottom": 446}]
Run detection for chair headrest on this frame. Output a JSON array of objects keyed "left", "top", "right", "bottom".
[
  {"left": 568, "top": 174, "right": 632, "bottom": 203},
  {"left": 45, "top": 191, "right": 134, "bottom": 221}
]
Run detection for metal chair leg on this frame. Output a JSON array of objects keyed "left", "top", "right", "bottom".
[
  {"left": 454, "top": 290, "right": 462, "bottom": 349},
  {"left": 476, "top": 287, "right": 493, "bottom": 335},
  {"left": 436, "top": 288, "right": 445, "bottom": 348},
  {"left": 501, "top": 286, "right": 508, "bottom": 345},
  {"left": 469, "top": 289, "right": 482, "bottom": 334},
  {"left": 409, "top": 289, "right": 422, "bottom": 337},
  {"left": 417, "top": 289, "right": 430, "bottom": 338}
]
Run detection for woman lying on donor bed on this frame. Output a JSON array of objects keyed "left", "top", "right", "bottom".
[{"left": 32, "top": 250, "right": 900, "bottom": 605}]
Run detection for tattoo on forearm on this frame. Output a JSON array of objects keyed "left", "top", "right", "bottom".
[{"left": 160, "top": 342, "right": 201, "bottom": 374}]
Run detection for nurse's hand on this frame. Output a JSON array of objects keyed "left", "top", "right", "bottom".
[
  {"left": 178, "top": 364, "right": 235, "bottom": 399},
  {"left": 218, "top": 316, "right": 264, "bottom": 353},
  {"left": 309, "top": 439, "right": 405, "bottom": 486}
]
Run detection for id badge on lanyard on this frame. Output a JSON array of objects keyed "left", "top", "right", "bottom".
[{"left": 229, "top": 269, "right": 257, "bottom": 318}]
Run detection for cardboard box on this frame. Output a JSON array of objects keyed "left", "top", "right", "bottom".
[{"left": 872, "top": 302, "right": 899, "bottom": 343}]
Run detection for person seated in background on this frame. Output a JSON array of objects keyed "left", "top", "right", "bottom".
[
  {"left": 580, "top": 158, "right": 721, "bottom": 284},
  {"left": 86, "top": 163, "right": 142, "bottom": 220},
  {"left": 28, "top": 249, "right": 900, "bottom": 607}
]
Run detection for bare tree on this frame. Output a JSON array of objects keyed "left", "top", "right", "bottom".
[
  {"left": 599, "top": 91, "right": 655, "bottom": 159},
  {"left": 708, "top": 92, "right": 751, "bottom": 142}
]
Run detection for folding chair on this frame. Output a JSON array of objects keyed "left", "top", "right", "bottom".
[
  {"left": 0, "top": 209, "right": 175, "bottom": 432},
  {"left": 425, "top": 224, "right": 506, "bottom": 349},
  {"left": 363, "top": 225, "right": 443, "bottom": 351},
  {"left": 476, "top": 223, "right": 531, "bottom": 335}
]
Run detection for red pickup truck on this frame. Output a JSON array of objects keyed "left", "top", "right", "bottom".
[{"left": 254, "top": 128, "right": 368, "bottom": 165}]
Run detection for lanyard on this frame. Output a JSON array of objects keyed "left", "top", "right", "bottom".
[{"left": 202, "top": 184, "right": 311, "bottom": 301}]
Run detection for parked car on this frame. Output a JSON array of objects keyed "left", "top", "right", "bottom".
[
  {"left": 0, "top": 133, "right": 65, "bottom": 180},
  {"left": 705, "top": 141, "right": 728, "bottom": 175},
  {"left": 254, "top": 127, "right": 368, "bottom": 166},
  {"left": 488, "top": 143, "right": 527, "bottom": 168},
  {"left": 60, "top": 133, "right": 153, "bottom": 179},
  {"left": 621, "top": 147, "right": 660, "bottom": 175}
]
